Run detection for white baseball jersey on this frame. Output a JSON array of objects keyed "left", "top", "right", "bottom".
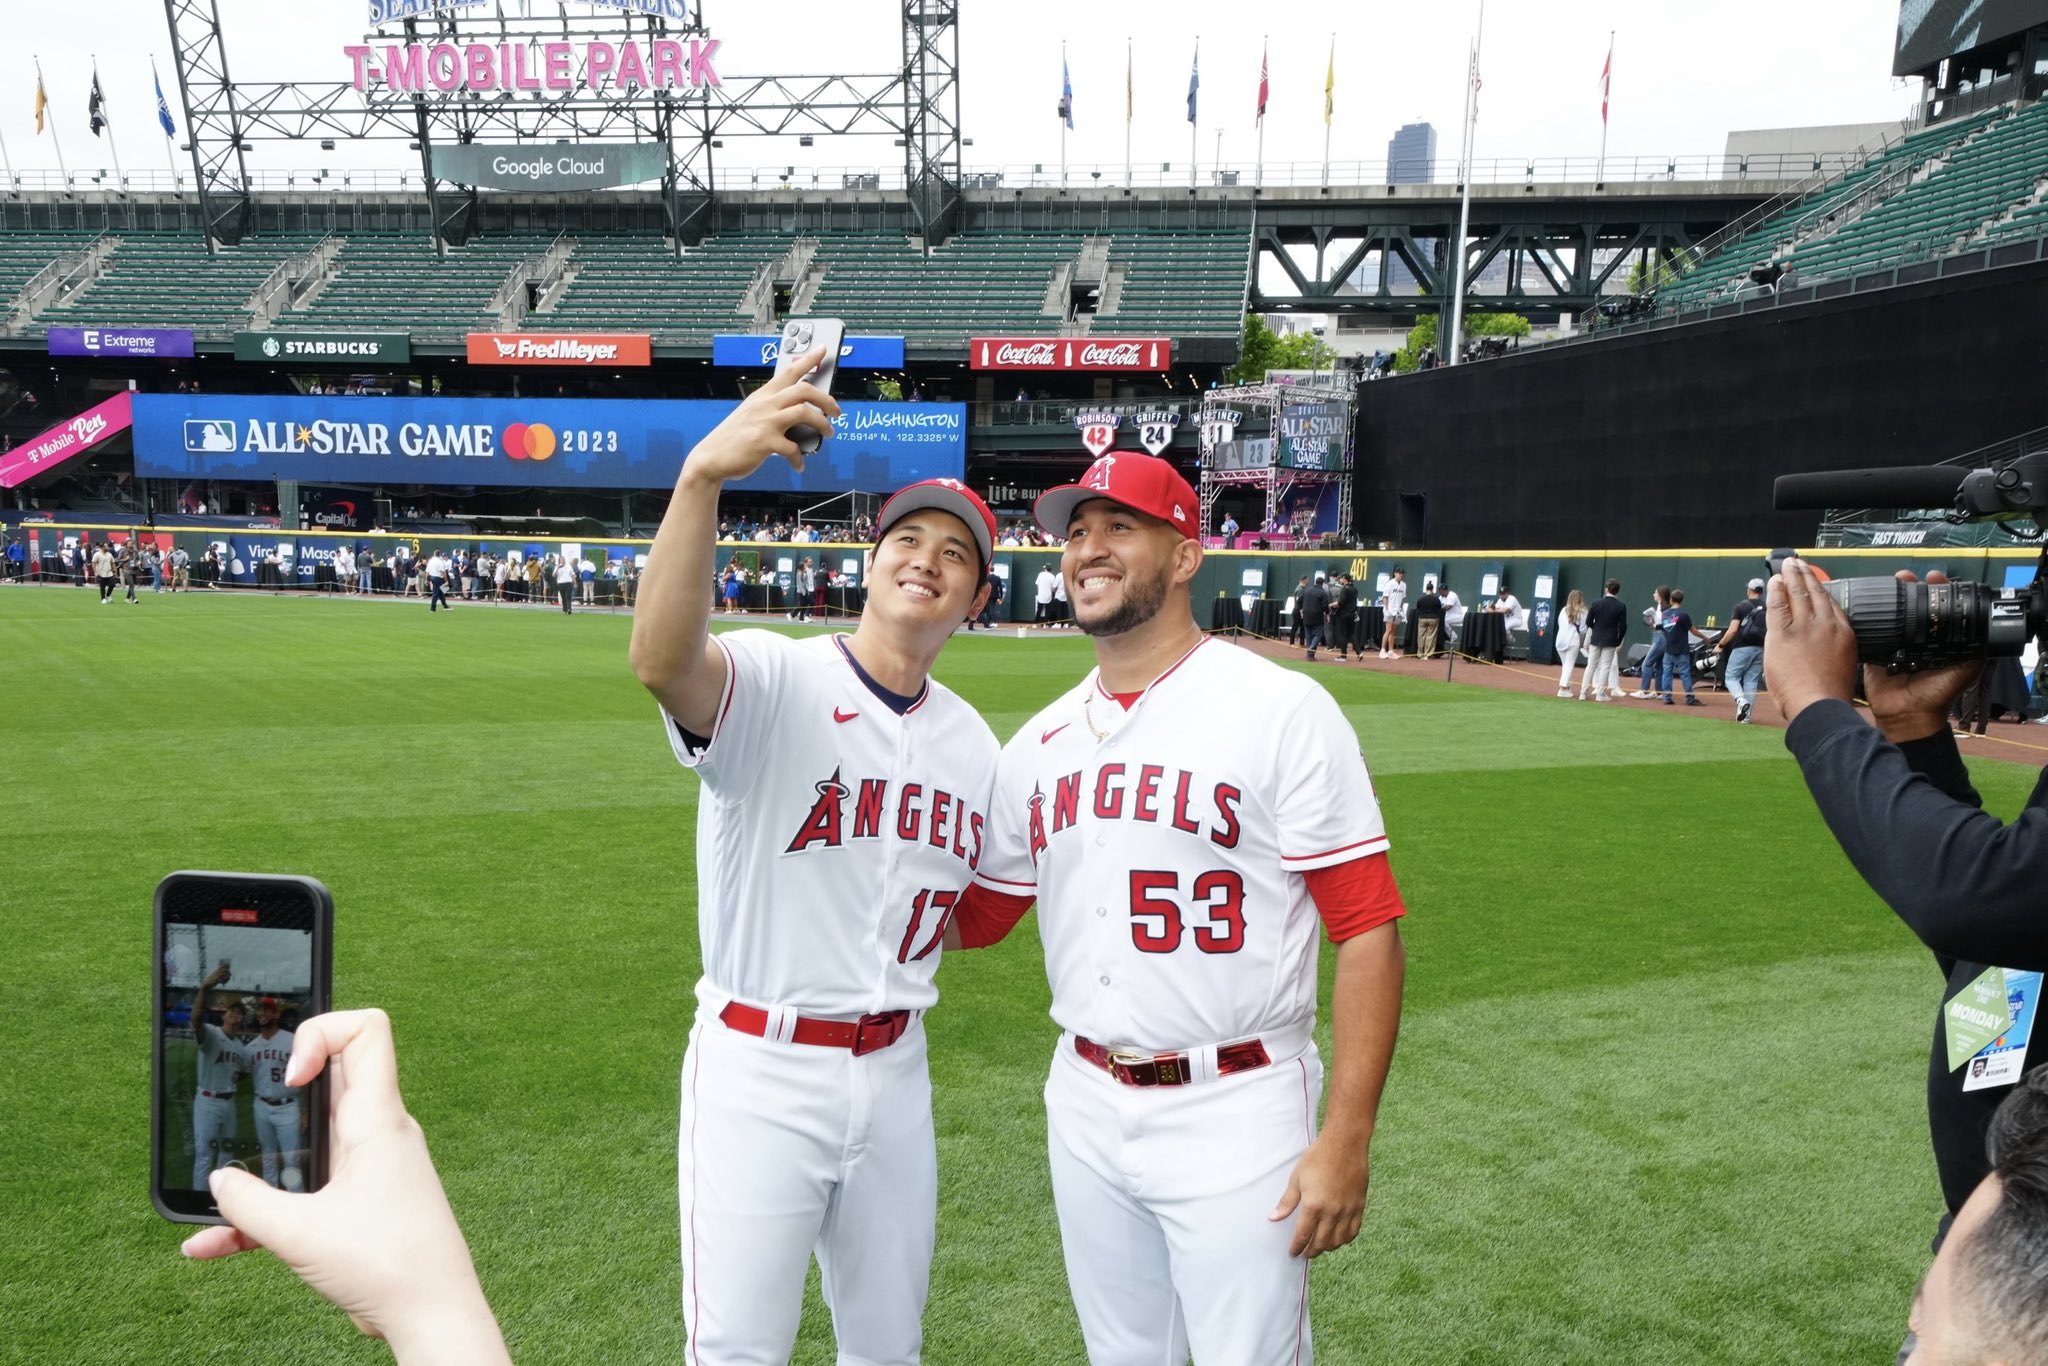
[
  {"left": 249, "top": 1028, "right": 297, "bottom": 1102},
  {"left": 974, "top": 637, "right": 1386, "bottom": 1050},
  {"left": 663, "top": 630, "right": 999, "bottom": 1016},
  {"left": 194, "top": 1021, "right": 246, "bottom": 1094}
]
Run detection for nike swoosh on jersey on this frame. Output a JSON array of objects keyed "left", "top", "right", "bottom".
[
  {"left": 1041, "top": 723, "right": 1069, "bottom": 744},
  {"left": 834, "top": 708, "right": 859, "bottom": 723}
]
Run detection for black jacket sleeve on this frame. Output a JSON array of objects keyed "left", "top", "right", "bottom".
[{"left": 1783, "top": 698, "right": 2048, "bottom": 970}]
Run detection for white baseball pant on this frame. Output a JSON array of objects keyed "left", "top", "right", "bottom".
[
  {"left": 1045, "top": 1038, "right": 1324, "bottom": 1366},
  {"left": 678, "top": 1013, "right": 937, "bottom": 1366},
  {"left": 254, "top": 1099, "right": 301, "bottom": 1186},
  {"left": 191, "top": 1094, "right": 238, "bottom": 1187}
]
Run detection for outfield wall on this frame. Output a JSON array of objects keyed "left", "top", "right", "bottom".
[
  {"left": 14, "top": 519, "right": 2037, "bottom": 660},
  {"left": 1352, "top": 255, "right": 2048, "bottom": 550}
]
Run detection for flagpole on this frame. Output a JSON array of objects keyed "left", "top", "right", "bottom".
[
  {"left": 1189, "top": 38, "right": 1199, "bottom": 191},
  {"left": 0, "top": 121, "right": 13, "bottom": 191},
  {"left": 151, "top": 56, "right": 178, "bottom": 188},
  {"left": 1597, "top": 31, "right": 1613, "bottom": 186},
  {"left": 1322, "top": 35, "right": 1334, "bottom": 188},
  {"left": 1447, "top": 0, "right": 1485, "bottom": 368},
  {"left": 95, "top": 58, "right": 126, "bottom": 188},
  {"left": 36, "top": 58, "right": 70, "bottom": 187},
  {"left": 1124, "top": 38, "right": 1132, "bottom": 189},
  {"left": 1060, "top": 41, "right": 1068, "bottom": 189},
  {"left": 1254, "top": 35, "right": 1266, "bottom": 191}
]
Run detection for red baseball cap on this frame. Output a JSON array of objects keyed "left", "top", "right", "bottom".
[
  {"left": 1034, "top": 453, "right": 1198, "bottom": 541},
  {"left": 875, "top": 478, "right": 996, "bottom": 569}
]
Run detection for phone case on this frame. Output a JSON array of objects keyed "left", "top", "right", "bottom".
[{"left": 778, "top": 317, "right": 844, "bottom": 456}]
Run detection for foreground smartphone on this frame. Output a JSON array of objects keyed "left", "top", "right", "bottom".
[
  {"left": 778, "top": 316, "right": 846, "bottom": 455},
  {"left": 152, "top": 871, "right": 334, "bottom": 1224}
]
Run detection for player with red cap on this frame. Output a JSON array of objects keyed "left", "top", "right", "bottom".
[
  {"left": 630, "top": 348, "right": 999, "bottom": 1365},
  {"left": 951, "top": 450, "right": 1408, "bottom": 1364}
]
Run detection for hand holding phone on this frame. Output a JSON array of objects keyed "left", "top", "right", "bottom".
[
  {"left": 181, "top": 1009, "right": 509, "bottom": 1363},
  {"left": 777, "top": 317, "right": 845, "bottom": 457},
  {"left": 154, "top": 872, "right": 333, "bottom": 1223}
]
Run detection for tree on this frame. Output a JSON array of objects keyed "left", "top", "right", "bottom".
[
  {"left": 1393, "top": 309, "right": 1530, "bottom": 372},
  {"left": 1228, "top": 314, "right": 1339, "bottom": 382},
  {"left": 1624, "top": 250, "right": 1690, "bottom": 294}
]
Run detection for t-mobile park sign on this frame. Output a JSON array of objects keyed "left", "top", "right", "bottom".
[
  {"left": 346, "top": 37, "right": 720, "bottom": 94},
  {"left": 969, "top": 337, "right": 1172, "bottom": 372}
]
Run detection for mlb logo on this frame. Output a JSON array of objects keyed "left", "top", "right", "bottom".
[{"left": 184, "top": 420, "right": 236, "bottom": 453}]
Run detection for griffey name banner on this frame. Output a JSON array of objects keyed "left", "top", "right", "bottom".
[
  {"left": 969, "top": 336, "right": 1172, "bottom": 372},
  {"left": 48, "top": 326, "right": 195, "bottom": 359},
  {"left": 234, "top": 332, "right": 412, "bottom": 364},
  {"left": 432, "top": 143, "right": 665, "bottom": 191},
  {"left": 465, "top": 332, "right": 652, "bottom": 367}
]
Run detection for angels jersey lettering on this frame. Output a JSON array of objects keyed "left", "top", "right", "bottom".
[
  {"left": 250, "top": 1030, "right": 297, "bottom": 1101},
  {"left": 194, "top": 1024, "right": 246, "bottom": 1094},
  {"left": 975, "top": 638, "right": 1388, "bottom": 1049},
  {"left": 664, "top": 631, "right": 999, "bottom": 1016}
]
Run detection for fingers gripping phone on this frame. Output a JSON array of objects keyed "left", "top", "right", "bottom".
[
  {"left": 778, "top": 317, "right": 845, "bottom": 456},
  {"left": 153, "top": 872, "right": 334, "bottom": 1224}
]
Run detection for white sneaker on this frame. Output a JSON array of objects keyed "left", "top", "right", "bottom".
[
  {"left": 1557, "top": 689, "right": 1572, "bottom": 697},
  {"left": 1630, "top": 689, "right": 1651, "bottom": 699}
]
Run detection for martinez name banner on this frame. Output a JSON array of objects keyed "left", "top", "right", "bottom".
[
  {"left": 131, "top": 393, "right": 964, "bottom": 493},
  {"left": 235, "top": 331, "right": 412, "bottom": 364},
  {"left": 432, "top": 143, "right": 665, "bottom": 191}
]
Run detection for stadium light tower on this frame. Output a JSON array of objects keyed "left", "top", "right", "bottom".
[{"left": 162, "top": 0, "right": 966, "bottom": 251}]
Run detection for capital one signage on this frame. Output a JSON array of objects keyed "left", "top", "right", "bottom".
[{"left": 968, "top": 336, "right": 1173, "bottom": 372}]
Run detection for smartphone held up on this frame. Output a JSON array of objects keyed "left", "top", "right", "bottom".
[
  {"left": 152, "top": 872, "right": 334, "bottom": 1224},
  {"left": 777, "top": 316, "right": 845, "bottom": 457}
]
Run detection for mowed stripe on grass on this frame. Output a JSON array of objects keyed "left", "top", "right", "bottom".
[{"left": 1, "top": 588, "right": 2032, "bottom": 1363}]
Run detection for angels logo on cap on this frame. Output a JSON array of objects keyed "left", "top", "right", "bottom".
[{"left": 1033, "top": 451, "right": 1198, "bottom": 541}]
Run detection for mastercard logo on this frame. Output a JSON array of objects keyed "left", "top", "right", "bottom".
[{"left": 500, "top": 422, "right": 557, "bottom": 461}]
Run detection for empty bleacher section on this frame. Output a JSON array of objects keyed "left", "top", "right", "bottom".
[
  {"left": 29, "top": 233, "right": 320, "bottom": 335},
  {"left": 1102, "top": 230, "right": 1250, "bottom": 337},
  {"left": 0, "top": 219, "right": 1254, "bottom": 346},
  {"left": 545, "top": 232, "right": 790, "bottom": 341},
  {"left": 1660, "top": 99, "right": 2048, "bottom": 312},
  {"left": 282, "top": 234, "right": 559, "bottom": 336}
]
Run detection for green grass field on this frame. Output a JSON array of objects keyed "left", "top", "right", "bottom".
[{"left": 2, "top": 586, "right": 2033, "bottom": 1363}]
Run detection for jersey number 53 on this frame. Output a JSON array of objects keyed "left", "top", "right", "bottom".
[{"left": 1128, "top": 870, "right": 1245, "bottom": 954}]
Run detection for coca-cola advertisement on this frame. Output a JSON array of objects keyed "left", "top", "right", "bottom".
[{"left": 969, "top": 336, "right": 1173, "bottom": 372}]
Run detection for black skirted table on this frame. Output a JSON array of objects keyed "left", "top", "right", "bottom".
[{"left": 1460, "top": 613, "right": 1509, "bottom": 663}]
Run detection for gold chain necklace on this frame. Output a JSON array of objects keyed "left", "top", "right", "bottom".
[{"left": 1083, "top": 687, "right": 1113, "bottom": 743}]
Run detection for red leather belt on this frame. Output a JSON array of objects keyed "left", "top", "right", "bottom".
[
  {"left": 1073, "top": 1035, "right": 1271, "bottom": 1087},
  {"left": 718, "top": 1000, "right": 912, "bottom": 1058}
]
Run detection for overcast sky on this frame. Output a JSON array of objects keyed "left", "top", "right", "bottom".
[{"left": 3, "top": 0, "right": 1922, "bottom": 181}]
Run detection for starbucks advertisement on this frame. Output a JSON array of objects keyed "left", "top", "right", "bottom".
[{"left": 234, "top": 332, "right": 413, "bottom": 364}]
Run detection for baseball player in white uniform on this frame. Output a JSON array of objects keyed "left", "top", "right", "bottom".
[
  {"left": 948, "top": 452, "right": 1407, "bottom": 1365},
  {"left": 630, "top": 346, "right": 999, "bottom": 1366},
  {"left": 247, "top": 995, "right": 305, "bottom": 1188},
  {"left": 189, "top": 964, "right": 249, "bottom": 1188}
]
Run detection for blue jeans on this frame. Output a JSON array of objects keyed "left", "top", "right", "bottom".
[
  {"left": 1726, "top": 645, "right": 1764, "bottom": 707},
  {"left": 1658, "top": 650, "right": 1695, "bottom": 698},
  {"left": 1637, "top": 639, "right": 1666, "bottom": 691}
]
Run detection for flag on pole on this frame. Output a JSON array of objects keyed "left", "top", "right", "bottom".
[
  {"left": 1187, "top": 43, "right": 1199, "bottom": 124},
  {"left": 1256, "top": 42, "right": 1269, "bottom": 121},
  {"left": 154, "top": 69, "right": 175, "bottom": 137},
  {"left": 1125, "top": 42, "right": 1132, "bottom": 124},
  {"left": 1600, "top": 39, "right": 1613, "bottom": 124},
  {"left": 89, "top": 70, "right": 107, "bottom": 138},
  {"left": 1323, "top": 44, "right": 1334, "bottom": 124},
  {"left": 1060, "top": 55, "right": 1073, "bottom": 128},
  {"left": 34, "top": 77, "right": 47, "bottom": 135}
]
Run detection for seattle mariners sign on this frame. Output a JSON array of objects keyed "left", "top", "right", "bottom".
[{"left": 234, "top": 332, "right": 412, "bottom": 364}]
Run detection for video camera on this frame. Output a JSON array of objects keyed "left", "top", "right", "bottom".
[{"left": 1774, "top": 455, "right": 2048, "bottom": 672}]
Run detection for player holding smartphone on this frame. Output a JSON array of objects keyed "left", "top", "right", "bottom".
[
  {"left": 630, "top": 321, "right": 999, "bottom": 1365},
  {"left": 153, "top": 872, "right": 333, "bottom": 1224}
]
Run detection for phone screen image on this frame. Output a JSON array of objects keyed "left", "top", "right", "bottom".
[{"left": 153, "top": 873, "right": 332, "bottom": 1223}]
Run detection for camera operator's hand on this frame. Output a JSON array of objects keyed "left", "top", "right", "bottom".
[
  {"left": 1863, "top": 569, "right": 1982, "bottom": 745},
  {"left": 181, "top": 1008, "right": 509, "bottom": 1365},
  {"left": 1765, "top": 558, "right": 1861, "bottom": 725}
]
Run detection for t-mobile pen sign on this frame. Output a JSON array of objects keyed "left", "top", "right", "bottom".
[
  {"left": 48, "top": 326, "right": 196, "bottom": 359},
  {"left": 0, "top": 391, "right": 135, "bottom": 488}
]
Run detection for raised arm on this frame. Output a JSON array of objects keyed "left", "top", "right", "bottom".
[{"left": 629, "top": 350, "right": 840, "bottom": 733}]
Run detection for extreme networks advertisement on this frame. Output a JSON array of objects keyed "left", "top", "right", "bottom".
[{"left": 130, "top": 394, "right": 964, "bottom": 492}]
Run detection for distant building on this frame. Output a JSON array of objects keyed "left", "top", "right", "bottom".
[{"left": 1387, "top": 122, "right": 1437, "bottom": 183}]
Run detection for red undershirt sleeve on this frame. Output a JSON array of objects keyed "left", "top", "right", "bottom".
[
  {"left": 1304, "top": 853, "right": 1406, "bottom": 942},
  {"left": 951, "top": 882, "right": 1037, "bottom": 950}
]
